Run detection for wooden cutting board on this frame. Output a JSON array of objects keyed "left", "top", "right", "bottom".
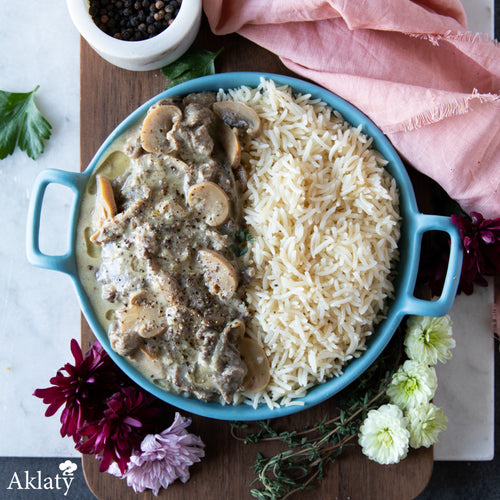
[{"left": 80, "top": 17, "right": 433, "bottom": 500}]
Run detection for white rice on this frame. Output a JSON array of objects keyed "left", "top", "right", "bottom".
[{"left": 219, "top": 79, "right": 400, "bottom": 409}]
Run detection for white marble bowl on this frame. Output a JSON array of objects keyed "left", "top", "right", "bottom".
[{"left": 66, "top": 0, "right": 202, "bottom": 71}]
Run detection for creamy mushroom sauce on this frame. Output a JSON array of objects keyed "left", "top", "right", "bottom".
[{"left": 76, "top": 92, "right": 269, "bottom": 404}]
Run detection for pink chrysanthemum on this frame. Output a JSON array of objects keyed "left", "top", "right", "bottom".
[
  {"left": 108, "top": 412, "right": 205, "bottom": 495},
  {"left": 33, "top": 339, "right": 122, "bottom": 441}
]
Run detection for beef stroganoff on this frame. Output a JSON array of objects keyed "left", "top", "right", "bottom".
[{"left": 76, "top": 78, "right": 400, "bottom": 408}]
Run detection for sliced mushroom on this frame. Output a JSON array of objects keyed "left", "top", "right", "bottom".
[
  {"left": 239, "top": 337, "right": 270, "bottom": 393},
  {"left": 141, "top": 105, "right": 182, "bottom": 154},
  {"left": 129, "top": 290, "right": 150, "bottom": 306},
  {"left": 219, "top": 123, "right": 241, "bottom": 169},
  {"left": 187, "top": 182, "right": 229, "bottom": 226},
  {"left": 124, "top": 136, "right": 144, "bottom": 159},
  {"left": 226, "top": 319, "right": 245, "bottom": 339},
  {"left": 91, "top": 175, "right": 117, "bottom": 241},
  {"left": 116, "top": 293, "right": 167, "bottom": 339},
  {"left": 212, "top": 101, "right": 262, "bottom": 137},
  {"left": 161, "top": 155, "right": 192, "bottom": 173},
  {"left": 197, "top": 249, "right": 238, "bottom": 300},
  {"left": 150, "top": 269, "right": 182, "bottom": 305},
  {"left": 92, "top": 197, "right": 146, "bottom": 245},
  {"left": 95, "top": 175, "right": 117, "bottom": 218}
]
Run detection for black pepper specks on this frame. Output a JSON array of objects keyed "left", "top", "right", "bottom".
[{"left": 89, "top": 0, "right": 182, "bottom": 41}]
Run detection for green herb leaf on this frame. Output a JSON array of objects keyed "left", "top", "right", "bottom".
[
  {"left": 161, "top": 46, "right": 223, "bottom": 89},
  {"left": 0, "top": 85, "right": 52, "bottom": 160},
  {"left": 231, "top": 229, "right": 255, "bottom": 257}
]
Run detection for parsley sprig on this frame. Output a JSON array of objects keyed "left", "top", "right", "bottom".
[
  {"left": 231, "top": 331, "right": 403, "bottom": 499},
  {"left": 0, "top": 85, "right": 52, "bottom": 160},
  {"left": 162, "top": 46, "right": 223, "bottom": 89}
]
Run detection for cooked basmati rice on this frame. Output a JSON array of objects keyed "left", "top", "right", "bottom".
[{"left": 219, "top": 79, "right": 400, "bottom": 409}]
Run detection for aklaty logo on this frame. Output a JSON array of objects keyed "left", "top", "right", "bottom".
[
  {"left": 6, "top": 460, "right": 77, "bottom": 496},
  {"left": 59, "top": 460, "right": 78, "bottom": 476}
]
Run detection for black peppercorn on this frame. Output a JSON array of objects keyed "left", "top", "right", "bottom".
[{"left": 89, "top": 0, "right": 182, "bottom": 41}]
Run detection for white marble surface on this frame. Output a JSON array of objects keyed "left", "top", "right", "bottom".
[
  {"left": 434, "top": 281, "right": 495, "bottom": 460},
  {"left": 0, "top": 2, "right": 81, "bottom": 457},
  {"left": 0, "top": 1, "right": 495, "bottom": 460}
]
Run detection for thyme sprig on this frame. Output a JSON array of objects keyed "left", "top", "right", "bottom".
[{"left": 231, "top": 332, "right": 403, "bottom": 499}]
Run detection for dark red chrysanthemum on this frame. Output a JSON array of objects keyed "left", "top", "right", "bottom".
[
  {"left": 33, "top": 339, "right": 125, "bottom": 441},
  {"left": 76, "top": 386, "right": 162, "bottom": 474},
  {"left": 451, "top": 212, "right": 500, "bottom": 295},
  {"left": 418, "top": 212, "right": 500, "bottom": 296}
]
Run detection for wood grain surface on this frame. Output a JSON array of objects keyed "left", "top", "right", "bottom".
[{"left": 80, "top": 17, "right": 433, "bottom": 500}]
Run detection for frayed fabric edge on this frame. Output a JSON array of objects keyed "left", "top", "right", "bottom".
[
  {"left": 384, "top": 89, "right": 500, "bottom": 133},
  {"left": 406, "top": 29, "right": 499, "bottom": 47}
]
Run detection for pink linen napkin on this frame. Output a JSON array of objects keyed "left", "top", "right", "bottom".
[{"left": 203, "top": 0, "right": 500, "bottom": 218}]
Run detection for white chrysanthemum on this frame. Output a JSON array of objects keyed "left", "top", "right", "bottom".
[
  {"left": 358, "top": 404, "right": 410, "bottom": 465},
  {"left": 407, "top": 403, "right": 448, "bottom": 448},
  {"left": 387, "top": 360, "right": 437, "bottom": 410},
  {"left": 404, "top": 315, "right": 455, "bottom": 365}
]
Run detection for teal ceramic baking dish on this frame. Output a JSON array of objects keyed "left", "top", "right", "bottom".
[{"left": 26, "top": 72, "right": 463, "bottom": 421}]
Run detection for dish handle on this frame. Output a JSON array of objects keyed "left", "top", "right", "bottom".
[
  {"left": 26, "top": 169, "right": 85, "bottom": 276},
  {"left": 400, "top": 213, "right": 464, "bottom": 317}
]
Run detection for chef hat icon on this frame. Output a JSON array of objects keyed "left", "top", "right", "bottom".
[{"left": 59, "top": 460, "right": 77, "bottom": 476}]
